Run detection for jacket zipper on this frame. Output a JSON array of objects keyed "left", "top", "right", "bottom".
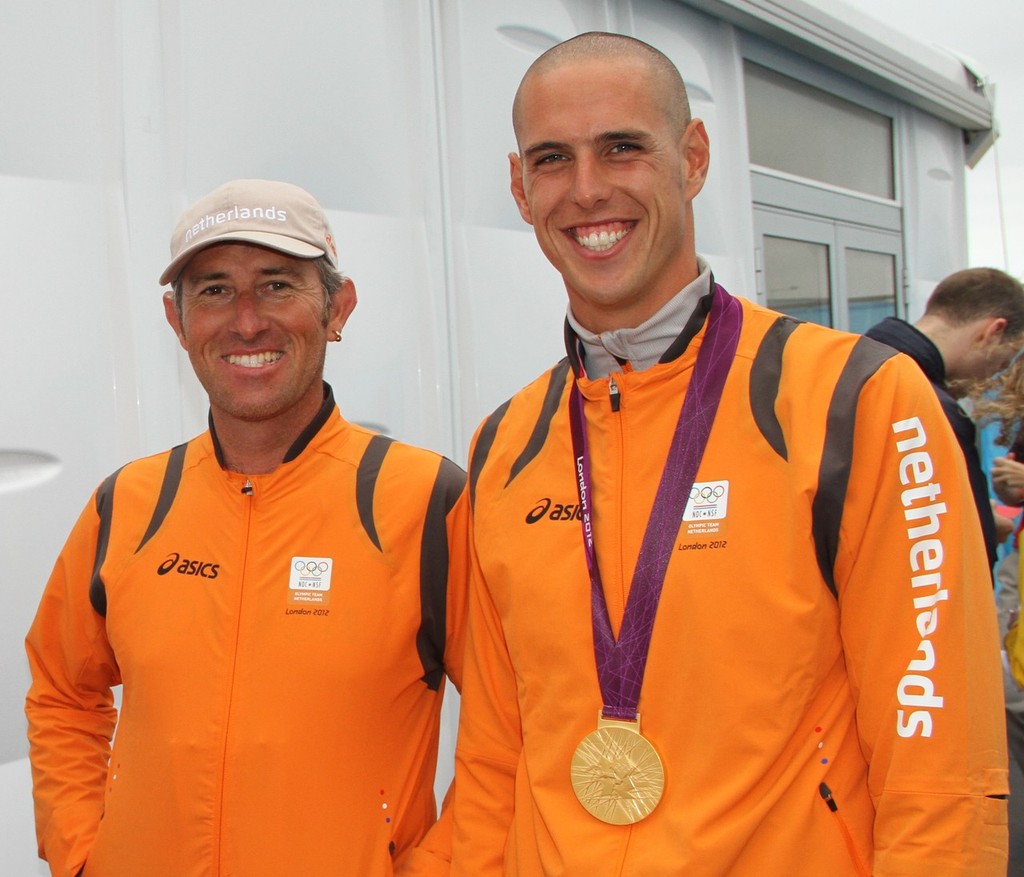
[
  {"left": 214, "top": 477, "right": 255, "bottom": 875},
  {"left": 818, "top": 783, "right": 870, "bottom": 877}
]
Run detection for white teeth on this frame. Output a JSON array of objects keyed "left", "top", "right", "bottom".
[
  {"left": 226, "top": 351, "right": 283, "bottom": 368},
  {"left": 575, "top": 228, "right": 629, "bottom": 251}
]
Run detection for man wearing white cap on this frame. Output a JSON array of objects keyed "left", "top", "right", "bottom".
[{"left": 25, "top": 180, "right": 467, "bottom": 877}]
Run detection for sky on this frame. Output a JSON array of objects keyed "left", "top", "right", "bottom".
[{"left": 844, "top": 0, "right": 1024, "bottom": 278}]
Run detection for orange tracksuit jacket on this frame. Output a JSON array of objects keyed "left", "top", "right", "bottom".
[
  {"left": 452, "top": 292, "right": 1008, "bottom": 876},
  {"left": 26, "top": 387, "right": 467, "bottom": 877}
]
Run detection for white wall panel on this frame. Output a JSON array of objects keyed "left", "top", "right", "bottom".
[
  {"left": 322, "top": 211, "right": 454, "bottom": 451},
  {"left": 0, "top": 4, "right": 103, "bottom": 182},
  {"left": 0, "top": 176, "right": 125, "bottom": 762},
  {"left": 0, "top": 173, "right": 129, "bottom": 875},
  {"left": 901, "top": 107, "right": 970, "bottom": 318}
]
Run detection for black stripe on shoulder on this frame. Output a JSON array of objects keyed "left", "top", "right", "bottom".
[
  {"left": 357, "top": 435, "right": 396, "bottom": 551},
  {"left": 507, "top": 359, "right": 571, "bottom": 487},
  {"left": 90, "top": 466, "right": 125, "bottom": 617},
  {"left": 136, "top": 443, "right": 188, "bottom": 552},
  {"left": 417, "top": 457, "right": 467, "bottom": 690},
  {"left": 749, "top": 315, "right": 802, "bottom": 461},
  {"left": 469, "top": 399, "right": 511, "bottom": 509},
  {"left": 282, "top": 383, "right": 334, "bottom": 462},
  {"left": 659, "top": 290, "right": 712, "bottom": 363},
  {"left": 812, "top": 336, "right": 900, "bottom": 598}
]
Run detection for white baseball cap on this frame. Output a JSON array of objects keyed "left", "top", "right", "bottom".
[{"left": 160, "top": 179, "right": 339, "bottom": 285}]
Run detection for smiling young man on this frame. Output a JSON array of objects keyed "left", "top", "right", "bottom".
[
  {"left": 507, "top": 43, "right": 705, "bottom": 333},
  {"left": 26, "top": 180, "right": 467, "bottom": 877},
  {"left": 451, "top": 33, "right": 1009, "bottom": 876}
]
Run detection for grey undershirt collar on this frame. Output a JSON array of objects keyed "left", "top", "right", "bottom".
[{"left": 568, "top": 257, "right": 712, "bottom": 379}]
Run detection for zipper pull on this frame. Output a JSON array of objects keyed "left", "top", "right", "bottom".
[
  {"left": 818, "top": 782, "right": 838, "bottom": 812},
  {"left": 609, "top": 376, "right": 621, "bottom": 412},
  {"left": 241, "top": 479, "right": 254, "bottom": 496}
]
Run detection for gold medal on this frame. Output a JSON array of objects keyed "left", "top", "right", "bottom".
[{"left": 570, "top": 713, "right": 664, "bottom": 824}]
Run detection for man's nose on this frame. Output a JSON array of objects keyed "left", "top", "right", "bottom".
[
  {"left": 230, "top": 289, "right": 271, "bottom": 338},
  {"left": 569, "top": 153, "right": 612, "bottom": 209}
]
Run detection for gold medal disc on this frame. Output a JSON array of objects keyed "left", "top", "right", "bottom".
[{"left": 570, "top": 715, "right": 664, "bottom": 824}]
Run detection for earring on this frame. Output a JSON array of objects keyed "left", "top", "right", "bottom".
[{"left": 333, "top": 330, "right": 342, "bottom": 342}]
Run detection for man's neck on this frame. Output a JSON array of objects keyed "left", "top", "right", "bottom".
[
  {"left": 214, "top": 424, "right": 295, "bottom": 475},
  {"left": 210, "top": 388, "right": 327, "bottom": 475},
  {"left": 569, "top": 258, "right": 711, "bottom": 379},
  {"left": 913, "top": 314, "right": 961, "bottom": 378}
]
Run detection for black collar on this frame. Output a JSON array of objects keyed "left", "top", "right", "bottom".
[{"left": 209, "top": 381, "right": 335, "bottom": 469}]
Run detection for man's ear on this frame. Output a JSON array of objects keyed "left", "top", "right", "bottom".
[
  {"left": 328, "top": 278, "right": 358, "bottom": 338},
  {"left": 983, "top": 316, "right": 1008, "bottom": 346},
  {"left": 163, "top": 290, "right": 186, "bottom": 347},
  {"left": 509, "top": 152, "right": 533, "bottom": 226},
  {"left": 681, "top": 118, "right": 710, "bottom": 202}
]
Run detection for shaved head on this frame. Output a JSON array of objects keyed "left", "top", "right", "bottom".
[
  {"left": 512, "top": 32, "right": 692, "bottom": 144},
  {"left": 505, "top": 30, "right": 710, "bottom": 332}
]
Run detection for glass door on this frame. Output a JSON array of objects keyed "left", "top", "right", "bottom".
[{"left": 755, "top": 207, "right": 902, "bottom": 332}]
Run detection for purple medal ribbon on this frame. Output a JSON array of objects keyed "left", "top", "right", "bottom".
[{"left": 569, "top": 286, "right": 743, "bottom": 721}]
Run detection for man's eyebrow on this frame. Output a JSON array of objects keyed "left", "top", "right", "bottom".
[
  {"left": 185, "top": 264, "right": 303, "bottom": 285},
  {"left": 256, "top": 264, "right": 303, "bottom": 277},
  {"left": 522, "top": 140, "right": 571, "bottom": 159},
  {"left": 598, "top": 129, "right": 650, "bottom": 144},
  {"left": 186, "top": 270, "right": 228, "bottom": 284}
]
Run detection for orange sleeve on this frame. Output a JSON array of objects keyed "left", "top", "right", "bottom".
[
  {"left": 397, "top": 485, "right": 471, "bottom": 877},
  {"left": 833, "top": 355, "right": 1008, "bottom": 875},
  {"left": 25, "top": 494, "right": 120, "bottom": 877}
]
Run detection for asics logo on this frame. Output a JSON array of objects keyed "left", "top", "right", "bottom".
[
  {"left": 157, "top": 552, "right": 220, "bottom": 579},
  {"left": 525, "top": 497, "right": 584, "bottom": 524}
]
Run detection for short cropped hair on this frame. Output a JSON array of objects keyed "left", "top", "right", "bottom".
[
  {"left": 925, "top": 267, "right": 1024, "bottom": 340},
  {"left": 512, "top": 32, "right": 692, "bottom": 141}
]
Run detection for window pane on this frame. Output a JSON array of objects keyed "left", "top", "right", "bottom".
[
  {"left": 764, "top": 236, "right": 832, "bottom": 327},
  {"left": 745, "top": 62, "right": 894, "bottom": 199},
  {"left": 846, "top": 248, "right": 898, "bottom": 333}
]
